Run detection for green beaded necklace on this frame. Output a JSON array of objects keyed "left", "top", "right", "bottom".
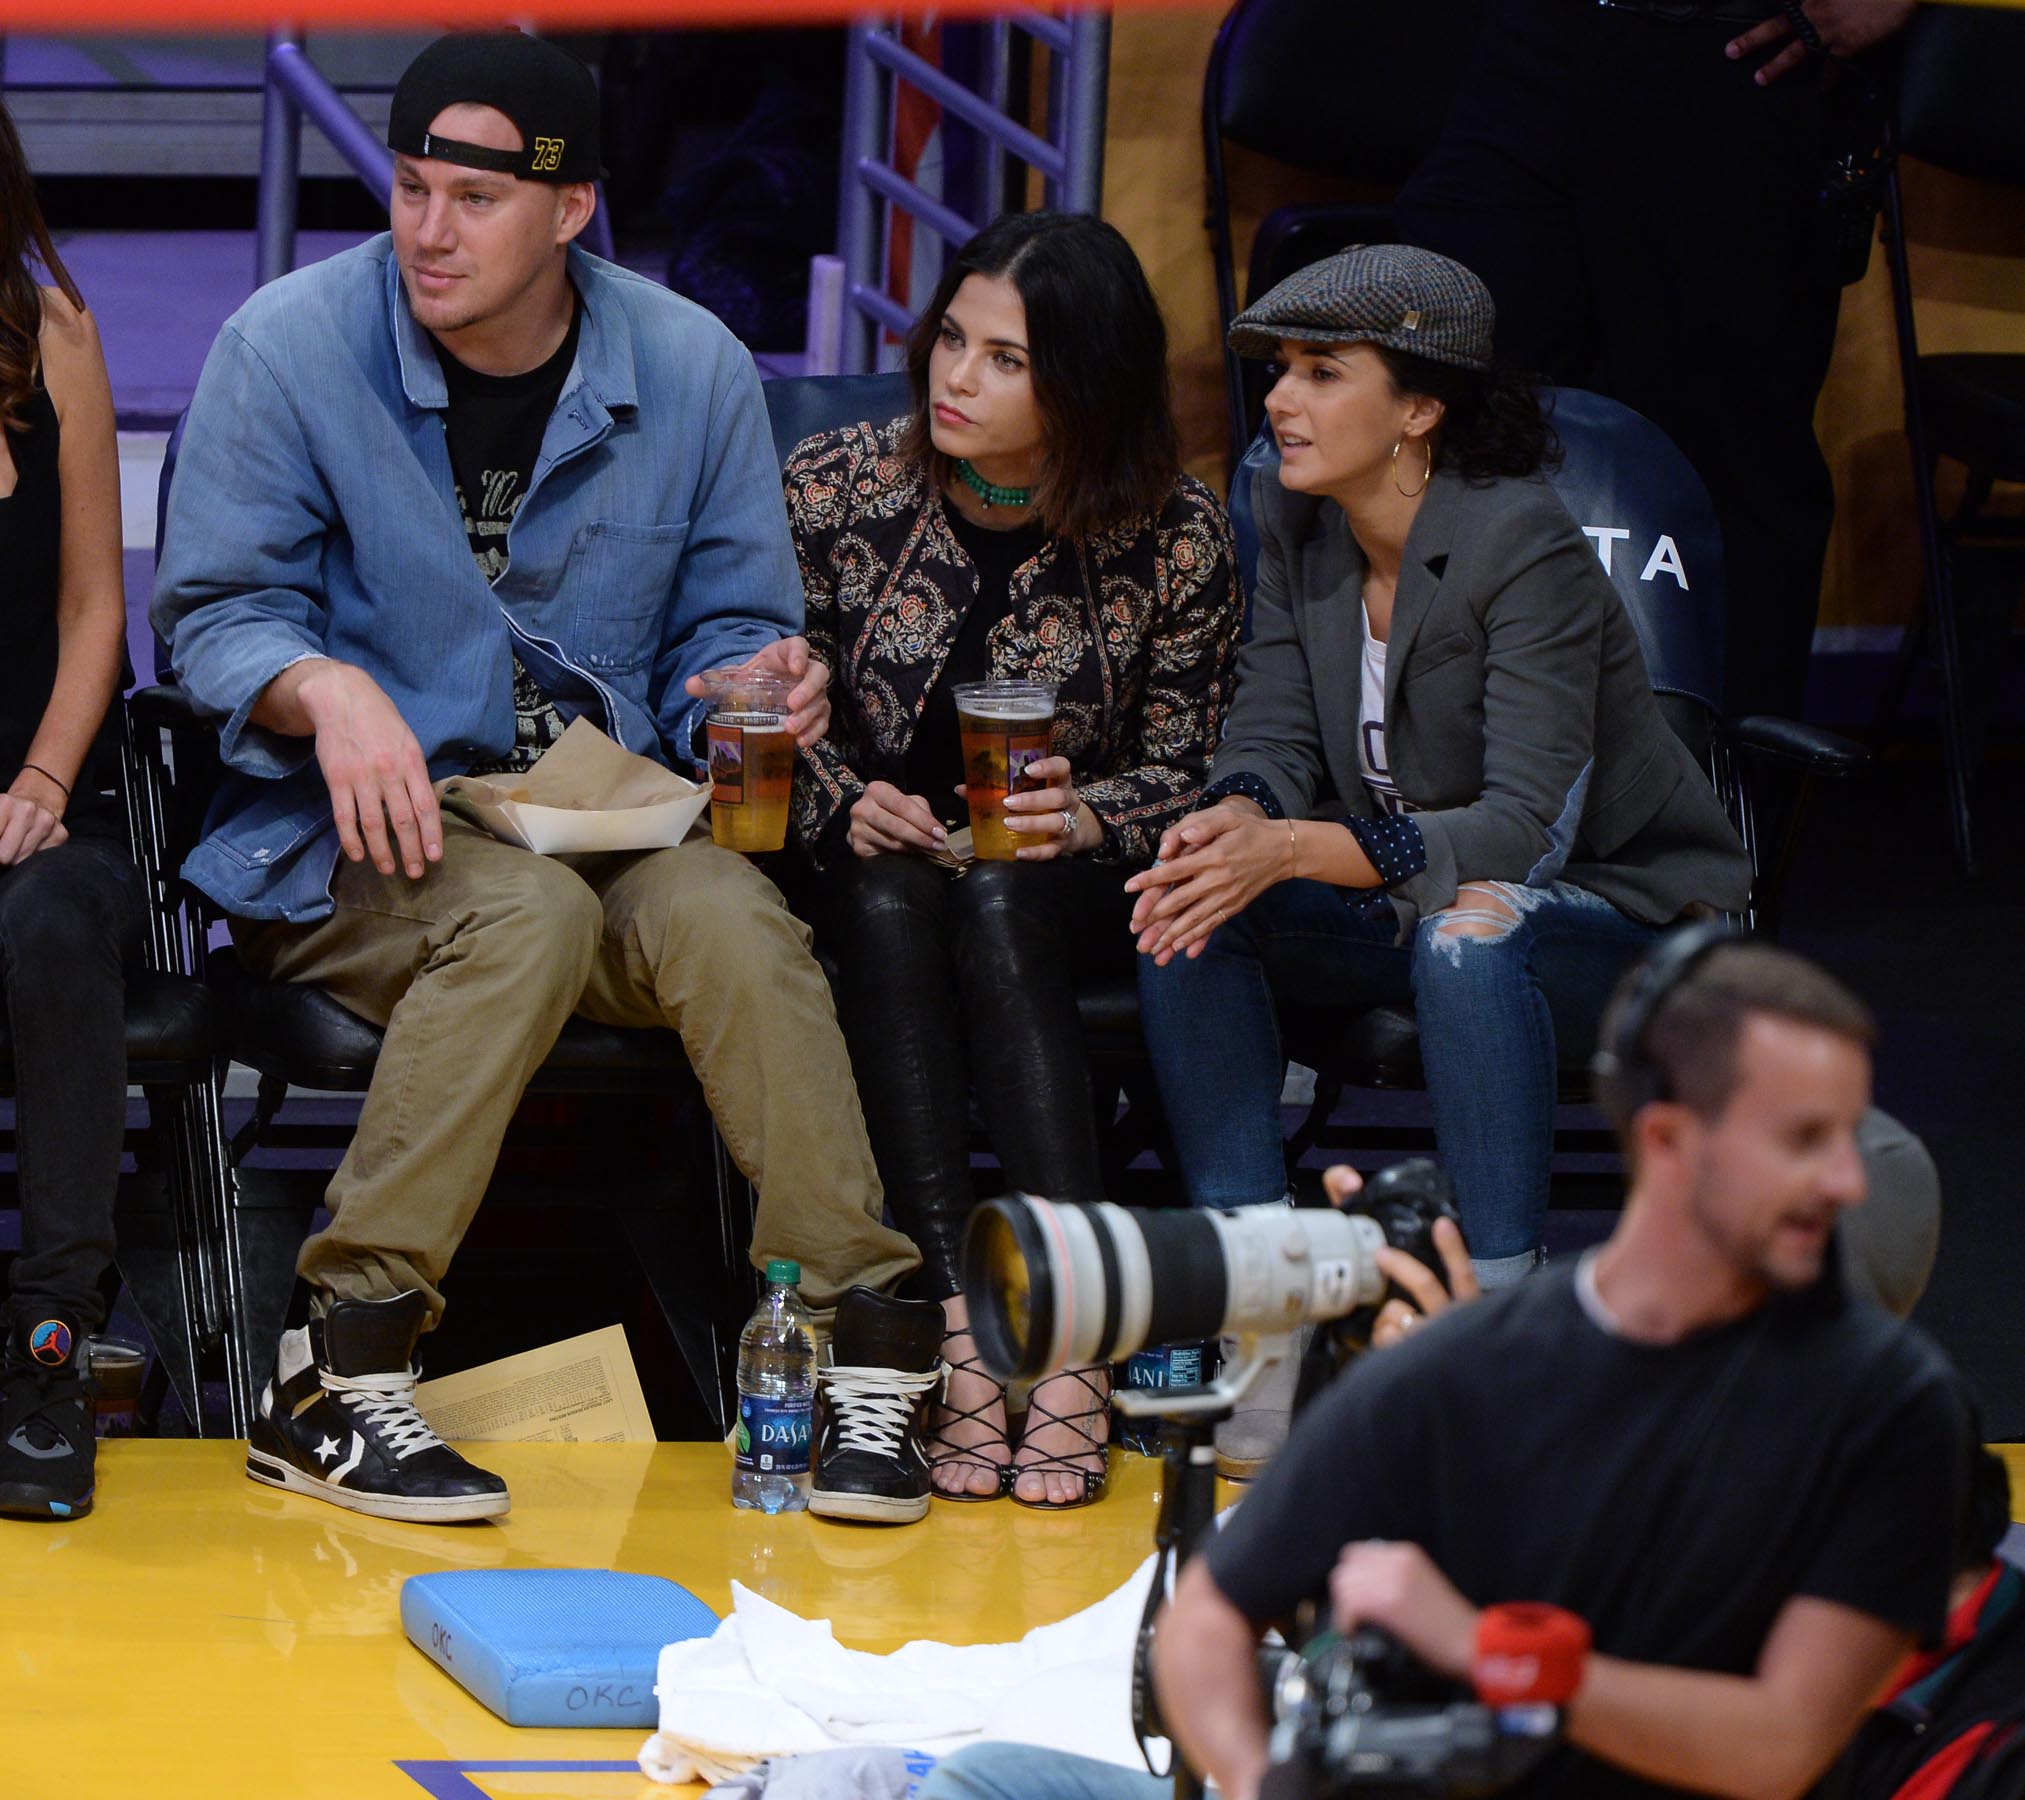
[{"left": 955, "top": 459, "right": 1033, "bottom": 510}]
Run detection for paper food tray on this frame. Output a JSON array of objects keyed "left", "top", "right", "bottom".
[
  {"left": 438, "top": 716, "right": 713, "bottom": 854},
  {"left": 472, "top": 792, "right": 710, "bottom": 855}
]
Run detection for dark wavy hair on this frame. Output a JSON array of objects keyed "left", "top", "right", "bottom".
[
  {"left": 0, "top": 97, "right": 84, "bottom": 434},
  {"left": 898, "top": 210, "right": 1180, "bottom": 539},
  {"left": 1372, "top": 345, "right": 1559, "bottom": 484}
]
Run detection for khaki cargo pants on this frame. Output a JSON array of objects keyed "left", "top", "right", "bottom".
[{"left": 234, "top": 810, "right": 920, "bottom": 1326}]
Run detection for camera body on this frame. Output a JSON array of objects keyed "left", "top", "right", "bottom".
[
  {"left": 1258, "top": 1629, "right": 1561, "bottom": 1800},
  {"left": 1323, "top": 1160, "right": 1461, "bottom": 1349}
]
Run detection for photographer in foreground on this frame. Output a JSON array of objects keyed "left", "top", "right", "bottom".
[{"left": 927, "top": 935, "right": 1969, "bottom": 1800}]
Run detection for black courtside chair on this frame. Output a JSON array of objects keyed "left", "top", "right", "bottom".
[
  {"left": 1202, "top": 0, "right": 1488, "bottom": 465},
  {"left": 1878, "top": 3, "right": 2025, "bottom": 876},
  {"left": 0, "top": 681, "right": 234, "bottom": 1434},
  {"left": 144, "top": 432, "right": 758, "bottom": 1437},
  {"left": 1222, "top": 388, "right": 1864, "bottom": 1168}
]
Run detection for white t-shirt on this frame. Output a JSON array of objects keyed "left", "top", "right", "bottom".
[{"left": 1358, "top": 601, "right": 1411, "bottom": 817}]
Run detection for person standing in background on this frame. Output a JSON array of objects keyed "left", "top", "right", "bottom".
[{"left": 1393, "top": 0, "right": 1912, "bottom": 719}]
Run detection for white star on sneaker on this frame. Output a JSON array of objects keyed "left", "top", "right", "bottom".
[{"left": 314, "top": 1435, "right": 340, "bottom": 1464}]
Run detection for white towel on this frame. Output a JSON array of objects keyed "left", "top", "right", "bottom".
[{"left": 639, "top": 1550, "right": 1168, "bottom": 1786}]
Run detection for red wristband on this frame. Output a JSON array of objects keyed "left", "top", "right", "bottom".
[{"left": 1472, "top": 1603, "right": 1591, "bottom": 1706}]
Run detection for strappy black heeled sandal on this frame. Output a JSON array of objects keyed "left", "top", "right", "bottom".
[
  {"left": 925, "top": 1328, "right": 1014, "bottom": 1502},
  {"left": 1010, "top": 1361, "right": 1111, "bottom": 1512}
]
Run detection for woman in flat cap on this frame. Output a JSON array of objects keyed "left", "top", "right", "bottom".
[
  {"left": 1128, "top": 244, "right": 1749, "bottom": 1472},
  {"left": 783, "top": 210, "right": 1241, "bottom": 1510}
]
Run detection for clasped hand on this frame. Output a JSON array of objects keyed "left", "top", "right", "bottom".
[
  {"left": 1124, "top": 798, "right": 1283, "bottom": 965},
  {"left": 0, "top": 791, "right": 67, "bottom": 864}
]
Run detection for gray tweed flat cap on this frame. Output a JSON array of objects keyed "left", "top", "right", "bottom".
[{"left": 1228, "top": 244, "right": 1495, "bottom": 371}]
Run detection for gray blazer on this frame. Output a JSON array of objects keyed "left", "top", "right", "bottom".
[{"left": 1215, "top": 465, "right": 1751, "bottom": 934}]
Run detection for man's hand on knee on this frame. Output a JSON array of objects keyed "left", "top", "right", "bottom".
[{"left": 260, "top": 658, "right": 443, "bottom": 879}]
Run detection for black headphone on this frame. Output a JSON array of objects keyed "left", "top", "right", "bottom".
[{"left": 1590, "top": 918, "right": 1740, "bottom": 1115}]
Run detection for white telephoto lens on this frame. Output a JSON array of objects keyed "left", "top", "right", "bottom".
[{"left": 1204, "top": 1206, "right": 1389, "bottom": 1338}]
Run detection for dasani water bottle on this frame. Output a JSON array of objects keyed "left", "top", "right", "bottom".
[{"left": 733, "top": 1258, "right": 815, "bottom": 1513}]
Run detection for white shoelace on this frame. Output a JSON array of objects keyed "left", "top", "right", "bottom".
[
  {"left": 817, "top": 1363, "right": 943, "bottom": 1458},
  {"left": 322, "top": 1368, "right": 445, "bottom": 1460}
]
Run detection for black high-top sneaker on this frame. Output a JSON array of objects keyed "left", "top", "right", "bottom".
[
  {"left": 0, "top": 1312, "right": 95, "bottom": 1520},
  {"left": 808, "top": 1287, "right": 945, "bottom": 1525},
  {"left": 245, "top": 1292, "right": 508, "bottom": 1522}
]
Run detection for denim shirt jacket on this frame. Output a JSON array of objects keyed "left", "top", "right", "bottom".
[{"left": 153, "top": 234, "right": 801, "bottom": 923}]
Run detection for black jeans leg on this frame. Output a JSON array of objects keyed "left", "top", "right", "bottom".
[
  {"left": 810, "top": 854, "right": 974, "bottom": 1299},
  {"left": 949, "top": 858, "right": 1136, "bottom": 1210},
  {"left": 0, "top": 837, "right": 145, "bottom": 1330}
]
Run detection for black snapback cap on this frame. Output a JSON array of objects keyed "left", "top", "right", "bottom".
[{"left": 388, "top": 32, "right": 602, "bottom": 185}]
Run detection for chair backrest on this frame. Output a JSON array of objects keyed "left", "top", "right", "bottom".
[
  {"left": 761, "top": 372, "right": 914, "bottom": 470},
  {"left": 1897, "top": 5, "right": 2025, "bottom": 188},
  {"left": 1208, "top": 0, "right": 1486, "bottom": 180},
  {"left": 1226, "top": 386, "right": 1728, "bottom": 740},
  {"left": 1202, "top": 0, "right": 1488, "bottom": 463}
]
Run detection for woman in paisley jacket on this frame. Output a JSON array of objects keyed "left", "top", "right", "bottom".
[{"left": 785, "top": 211, "right": 1240, "bottom": 1510}]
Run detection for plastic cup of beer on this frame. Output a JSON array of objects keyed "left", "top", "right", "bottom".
[
  {"left": 953, "top": 680, "right": 1058, "bottom": 861},
  {"left": 698, "top": 668, "right": 797, "bottom": 854}
]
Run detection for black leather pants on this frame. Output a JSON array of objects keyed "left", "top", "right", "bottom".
[{"left": 808, "top": 853, "right": 1136, "bottom": 1299}]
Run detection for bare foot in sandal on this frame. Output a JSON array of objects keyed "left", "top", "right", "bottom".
[
  {"left": 1012, "top": 1361, "right": 1111, "bottom": 1509},
  {"left": 928, "top": 1295, "right": 1012, "bottom": 1499}
]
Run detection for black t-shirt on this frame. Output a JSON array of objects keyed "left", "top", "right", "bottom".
[
  {"left": 1, "top": 385, "right": 120, "bottom": 837},
  {"left": 435, "top": 296, "right": 583, "bottom": 775},
  {"left": 904, "top": 501, "right": 1048, "bottom": 828},
  {"left": 1205, "top": 1261, "right": 1968, "bottom": 1800}
]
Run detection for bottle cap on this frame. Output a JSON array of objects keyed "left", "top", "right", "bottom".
[{"left": 765, "top": 1259, "right": 802, "bottom": 1285}]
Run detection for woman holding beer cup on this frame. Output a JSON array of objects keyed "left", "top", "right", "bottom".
[{"left": 784, "top": 211, "right": 1240, "bottom": 1510}]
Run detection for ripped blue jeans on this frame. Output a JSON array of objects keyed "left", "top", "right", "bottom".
[{"left": 1136, "top": 878, "right": 1659, "bottom": 1269}]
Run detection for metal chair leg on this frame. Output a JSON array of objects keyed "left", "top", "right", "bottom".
[{"left": 142, "top": 1083, "right": 218, "bottom": 1436}]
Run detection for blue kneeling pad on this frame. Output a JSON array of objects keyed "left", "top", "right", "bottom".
[{"left": 402, "top": 1569, "right": 718, "bottom": 1728}]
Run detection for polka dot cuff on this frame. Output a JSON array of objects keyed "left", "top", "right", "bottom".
[
  {"left": 1198, "top": 772, "right": 1286, "bottom": 820},
  {"left": 1343, "top": 813, "right": 1427, "bottom": 889}
]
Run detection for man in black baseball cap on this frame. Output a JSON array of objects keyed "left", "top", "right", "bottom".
[
  {"left": 153, "top": 30, "right": 927, "bottom": 1526},
  {"left": 385, "top": 31, "right": 602, "bottom": 357}
]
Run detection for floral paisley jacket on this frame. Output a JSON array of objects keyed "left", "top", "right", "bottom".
[{"left": 784, "top": 418, "right": 1242, "bottom": 868}]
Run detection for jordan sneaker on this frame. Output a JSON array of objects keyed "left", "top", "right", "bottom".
[{"left": 0, "top": 1312, "right": 95, "bottom": 1520}]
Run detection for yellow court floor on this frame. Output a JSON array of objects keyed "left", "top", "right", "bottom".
[
  {"left": 5, "top": 1442, "right": 2021, "bottom": 1800},
  {"left": 1, "top": 1441, "right": 1173, "bottom": 1800}
]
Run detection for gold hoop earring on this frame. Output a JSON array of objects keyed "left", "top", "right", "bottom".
[{"left": 1392, "top": 436, "right": 1432, "bottom": 499}]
